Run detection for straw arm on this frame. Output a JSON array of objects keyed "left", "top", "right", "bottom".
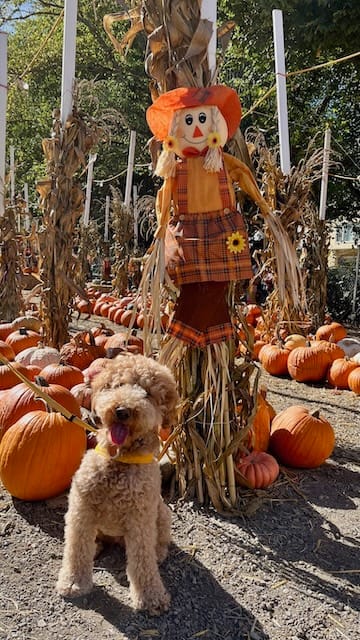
[{"left": 223, "top": 153, "right": 271, "bottom": 217}]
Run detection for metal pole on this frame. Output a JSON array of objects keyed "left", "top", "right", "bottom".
[
  {"left": 272, "top": 9, "right": 291, "bottom": 175},
  {"left": 351, "top": 243, "right": 360, "bottom": 318},
  {"left": 104, "top": 195, "right": 110, "bottom": 242},
  {"left": 0, "top": 32, "right": 7, "bottom": 216}
]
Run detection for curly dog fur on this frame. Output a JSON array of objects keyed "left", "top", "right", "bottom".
[{"left": 56, "top": 354, "right": 178, "bottom": 615}]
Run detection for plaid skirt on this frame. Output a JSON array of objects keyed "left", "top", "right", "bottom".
[{"left": 165, "top": 208, "right": 252, "bottom": 285}]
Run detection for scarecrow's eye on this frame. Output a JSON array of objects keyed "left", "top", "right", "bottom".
[
  {"left": 185, "top": 114, "right": 193, "bottom": 126},
  {"left": 199, "top": 112, "right": 207, "bottom": 124}
]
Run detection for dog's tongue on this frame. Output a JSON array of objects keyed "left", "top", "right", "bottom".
[{"left": 109, "top": 423, "right": 129, "bottom": 445}]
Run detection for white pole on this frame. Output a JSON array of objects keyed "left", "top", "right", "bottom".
[
  {"left": 319, "top": 127, "right": 331, "bottom": 221},
  {"left": 60, "top": 0, "right": 78, "bottom": 129},
  {"left": 124, "top": 130, "right": 136, "bottom": 208},
  {"left": 133, "top": 184, "right": 138, "bottom": 249},
  {"left": 200, "top": 0, "right": 217, "bottom": 80},
  {"left": 272, "top": 9, "right": 291, "bottom": 175},
  {"left": 104, "top": 195, "right": 110, "bottom": 242},
  {"left": 83, "top": 153, "right": 97, "bottom": 226},
  {"left": 0, "top": 32, "right": 7, "bottom": 217},
  {"left": 9, "top": 145, "right": 15, "bottom": 204},
  {"left": 24, "top": 182, "right": 29, "bottom": 213},
  {"left": 352, "top": 243, "right": 360, "bottom": 318}
]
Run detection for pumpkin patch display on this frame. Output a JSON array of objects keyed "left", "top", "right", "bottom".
[
  {"left": 269, "top": 405, "right": 335, "bottom": 468},
  {"left": 0, "top": 410, "right": 87, "bottom": 501},
  {"left": 235, "top": 451, "right": 279, "bottom": 489}
]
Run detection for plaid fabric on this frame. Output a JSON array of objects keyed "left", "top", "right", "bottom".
[
  {"left": 165, "top": 159, "right": 252, "bottom": 285},
  {"left": 168, "top": 318, "right": 234, "bottom": 348}
]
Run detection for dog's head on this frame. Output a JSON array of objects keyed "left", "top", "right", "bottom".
[{"left": 91, "top": 353, "right": 179, "bottom": 449}]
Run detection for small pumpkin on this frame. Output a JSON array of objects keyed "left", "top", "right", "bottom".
[
  {"left": 259, "top": 343, "right": 289, "bottom": 377},
  {"left": 0, "top": 410, "right": 86, "bottom": 500},
  {"left": 283, "top": 334, "right": 307, "bottom": 351},
  {"left": 270, "top": 405, "right": 335, "bottom": 468},
  {"left": 348, "top": 367, "right": 360, "bottom": 394},
  {"left": 235, "top": 451, "right": 279, "bottom": 489}
]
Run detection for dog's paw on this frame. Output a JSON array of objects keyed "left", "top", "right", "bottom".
[
  {"left": 133, "top": 588, "right": 171, "bottom": 616},
  {"left": 56, "top": 573, "right": 93, "bottom": 598}
]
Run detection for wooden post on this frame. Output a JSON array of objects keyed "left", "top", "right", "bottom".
[
  {"left": 319, "top": 127, "right": 331, "bottom": 221},
  {"left": 0, "top": 32, "right": 7, "bottom": 217},
  {"left": 272, "top": 9, "right": 291, "bottom": 175},
  {"left": 60, "top": 0, "right": 78, "bottom": 128},
  {"left": 200, "top": 0, "right": 217, "bottom": 80},
  {"left": 133, "top": 184, "right": 138, "bottom": 249},
  {"left": 104, "top": 194, "right": 110, "bottom": 242},
  {"left": 124, "top": 130, "right": 136, "bottom": 208},
  {"left": 9, "top": 145, "right": 15, "bottom": 205}
]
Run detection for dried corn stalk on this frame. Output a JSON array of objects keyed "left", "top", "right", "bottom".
[
  {"left": 247, "top": 129, "right": 331, "bottom": 334},
  {"left": 38, "top": 104, "right": 105, "bottom": 348},
  {"left": 0, "top": 203, "right": 23, "bottom": 321},
  {"left": 111, "top": 186, "right": 134, "bottom": 295},
  {"left": 75, "top": 220, "right": 101, "bottom": 289}
]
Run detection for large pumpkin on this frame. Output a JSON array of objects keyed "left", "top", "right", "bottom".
[
  {"left": 235, "top": 451, "right": 279, "bottom": 489},
  {"left": 38, "top": 362, "right": 84, "bottom": 389},
  {"left": 0, "top": 378, "right": 82, "bottom": 441},
  {"left": 270, "top": 405, "right": 335, "bottom": 468},
  {"left": 0, "top": 410, "right": 86, "bottom": 501},
  {"left": 5, "top": 328, "right": 41, "bottom": 355},
  {"left": 287, "top": 344, "right": 332, "bottom": 383},
  {"left": 315, "top": 321, "right": 347, "bottom": 343}
]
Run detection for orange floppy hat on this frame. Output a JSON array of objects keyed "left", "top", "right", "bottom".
[{"left": 146, "top": 85, "right": 242, "bottom": 141}]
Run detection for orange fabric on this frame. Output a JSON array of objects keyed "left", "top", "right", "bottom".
[{"left": 147, "top": 86, "right": 241, "bottom": 141}]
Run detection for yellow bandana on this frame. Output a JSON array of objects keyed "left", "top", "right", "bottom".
[{"left": 95, "top": 444, "right": 156, "bottom": 465}]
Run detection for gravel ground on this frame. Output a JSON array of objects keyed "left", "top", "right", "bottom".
[{"left": 0, "top": 318, "right": 359, "bottom": 640}]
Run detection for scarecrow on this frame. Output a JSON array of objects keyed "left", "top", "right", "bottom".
[
  {"left": 145, "top": 85, "right": 272, "bottom": 348},
  {"left": 139, "top": 85, "right": 302, "bottom": 509}
]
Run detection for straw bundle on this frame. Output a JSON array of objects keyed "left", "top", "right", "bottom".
[
  {"left": 0, "top": 204, "right": 23, "bottom": 321},
  {"left": 247, "top": 130, "right": 330, "bottom": 333},
  {"left": 38, "top": 106, "right": 104, "bottom": 348}
]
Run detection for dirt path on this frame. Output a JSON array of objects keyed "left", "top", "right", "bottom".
[{"left": 0, "top": 318, "right": 359, "bottom": 640}]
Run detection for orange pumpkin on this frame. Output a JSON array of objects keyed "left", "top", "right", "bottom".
[
  {"left": 235, "top": 451, "right": 279, "bottom": 488},
  {"left": 0, "top": 340, "right": 15, "bottom": 361},
  {"left": 315, "top": 322, "right": 347, "bottom": 343},
  {"left": 312, "top": 340, "right": 345, "bottom": 363},
  {"left": 0, "top": 378, "right": 82, "bottom": 441},
  {"left": 104, "top": 332, "right": 144, "bottom": 358},
  {"left": 347, "top": 367, "right": 360, "bottom": 394},
  {"left": 5, "top": 328, "right": 41, "bottom": 355},
  {"left": 327, "top": 357, "right": 359, "bottom": 389},
  {"left": 287, "top": 344, "right": 331, "bottom": 383},
  {"left": 0, "top": 410, "right": 86, "bottom": 500},
  {"left": 0, "top": 362, "right": 30, "bottom": 390},
  {"left": 259, "top": 343, "right": 289, "bottom": 376},
  {"left": 270, "top": 405, "right": 335, "bottom": 468},
  {"left": 0, "top": 323, "right": 14, "bottom": 341},
  {"left": 38, "top": 362, "right": 84, "bottom": 389}
]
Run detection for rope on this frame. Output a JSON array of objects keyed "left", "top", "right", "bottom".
[
  {"left": 0, "top": 353, "right": 97, "bottom": 433},
  {"left": 11, "top": 10, "right": 64, "bottom": 86},
  {"left": 242, "top": 50, "right": 360, "bottom": 120}
]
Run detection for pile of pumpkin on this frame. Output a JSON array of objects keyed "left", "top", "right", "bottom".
[
  {"left": 74, "top": 286, "right": 170, "bottom": 330},
  {"left": 0, "top": 313, "right": 337, "bottom": 503},
  {"left": 233, "top": 388, "right": 335, "bottom": 491},
  {"left": 242, "top": 306, "right": 360, "bottom": 394},
  {"left": 0, "top": 315, "right": 144, "bottom": 502}
]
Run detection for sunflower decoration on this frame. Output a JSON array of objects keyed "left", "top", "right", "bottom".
[
  {"left": 207, "top": 131, "right": 221, "bottom": 149},
  {"left": 163, "top": 135, "right": 177, "bottom": 152},
  {"left": 226, "top": 231, "right": 246, "bottom": 253}
]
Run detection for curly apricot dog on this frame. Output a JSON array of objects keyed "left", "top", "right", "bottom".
[{"left": 56, "top": 354, "right": 178, "bottom": 615}]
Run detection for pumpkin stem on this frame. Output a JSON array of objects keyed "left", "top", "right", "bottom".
[
  {"left": 310, "top": 409, "right": 320, "bottom": 419},
  {"left": 34, "top": 376, "right": 49, "bottom": 387}
]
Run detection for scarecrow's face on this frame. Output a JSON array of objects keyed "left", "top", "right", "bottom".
[{"left": 174, "top": 105, "right": 228, "bottom": 158}]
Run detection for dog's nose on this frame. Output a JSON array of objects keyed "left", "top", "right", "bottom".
[{"left": 115, "top": 407, "right": 131, "bottom": 421}]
